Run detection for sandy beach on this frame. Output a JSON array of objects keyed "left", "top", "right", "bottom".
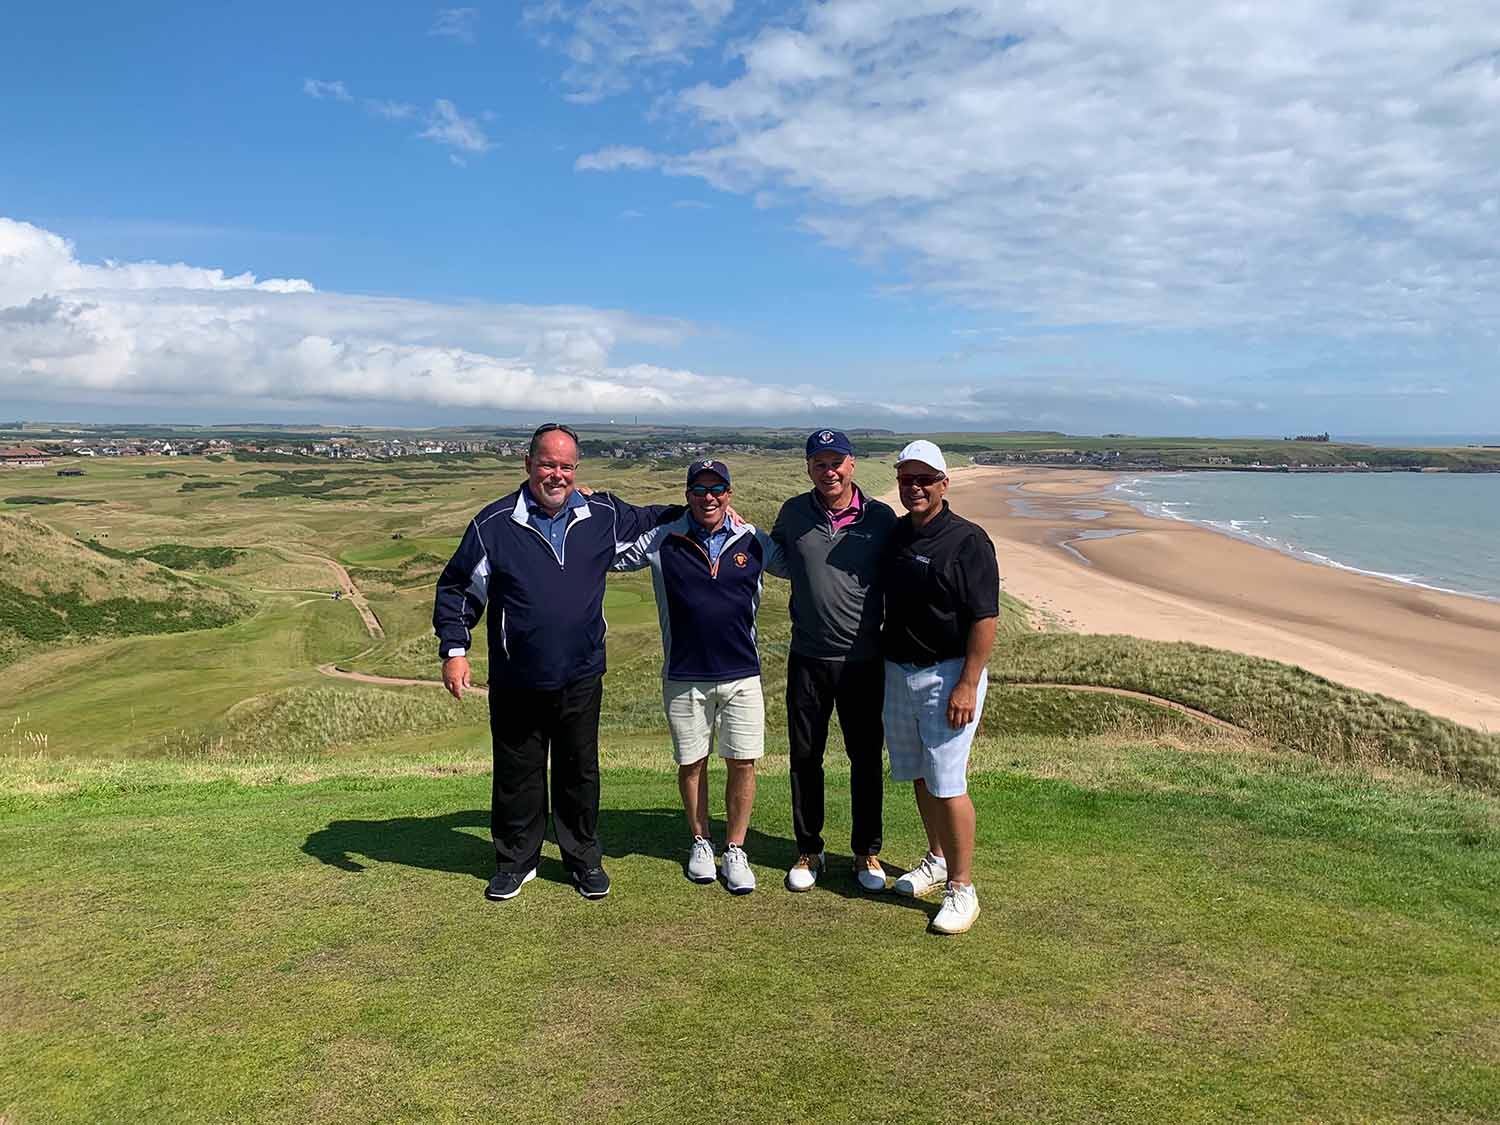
[{"left": 931, "top": 466, "right": 1500, "bottom": 731}]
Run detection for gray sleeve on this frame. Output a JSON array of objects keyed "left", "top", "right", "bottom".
[
  {"left": 612, "top": 523, "right": 668, "bottom": 572},
  {"left": 755, "top": 528, "right": 788, "bottom": 578}
]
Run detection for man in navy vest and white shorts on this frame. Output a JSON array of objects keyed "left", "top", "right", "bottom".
[{"left": 613, "top": 459, "right": 784, "bottom": 894}]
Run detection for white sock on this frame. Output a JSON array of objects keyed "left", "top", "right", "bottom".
[{"left": 928, "top": 851, "right": 948, "bottom": 868}]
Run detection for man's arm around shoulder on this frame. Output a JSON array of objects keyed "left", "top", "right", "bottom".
[
  {"left": 612, "top": 522, "right": 672, "bottom": 572},
  {"left": 593, "top": 491, "right": 686, "bottom": 543},
  {"left": 754, "top": 526, "right": 789, "bottom": 579}
]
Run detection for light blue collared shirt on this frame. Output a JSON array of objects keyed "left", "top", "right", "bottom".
[
  {"left": 689, "top": 517, "right": 734, "bottom": 565},
  {"left": 523, "top": 486, "right": 587, "bottom": 562}
]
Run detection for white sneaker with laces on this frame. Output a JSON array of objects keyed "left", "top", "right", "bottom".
[
  {"left": 894, "top": 852, "right": 948, "bottom": 898},
  {"left": 722, "top": 844, "right": 757, "bottom": 895},
  {"left": 687, "top": 836, "right": 717, "bottom": 884},
  {"left": 854, "top": 855, "right": 887, "bottom": 892},
  {"left": 785, "top": 851, "right": 824, "bottom": 892},
  {"left": 931, "top": 882, "right": 980, "bottom": 935}
]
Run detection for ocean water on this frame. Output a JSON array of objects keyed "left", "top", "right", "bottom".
[
  {"left": 1114, "top": 472, "right": 1500, "bottom": 600},
  {"left": 1336, "top": 434, "right": 1500, "bottom": 448}
]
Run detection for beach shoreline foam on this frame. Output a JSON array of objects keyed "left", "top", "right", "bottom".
[
  {"left": 895, "top": 465, "right": 1500, "bottom": 731},
  {"left": 1112, "top": 472, "right": 1500, "bottom": 603}
]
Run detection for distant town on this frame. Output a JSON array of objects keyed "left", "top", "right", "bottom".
[
  {"left": 2, "top": 425, "right": 1498, "bottom": 474},
  {"left": 0, "top": 433, "right": 767, "bottom": 469}
]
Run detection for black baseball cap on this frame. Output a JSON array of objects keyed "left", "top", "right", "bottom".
[{"left": 686, "top": 459, "right": 731, "bottom": 487}]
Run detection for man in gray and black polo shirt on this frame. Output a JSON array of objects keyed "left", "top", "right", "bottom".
[{"left": 771, "top": 429, "right": 899, "bottom": 892}]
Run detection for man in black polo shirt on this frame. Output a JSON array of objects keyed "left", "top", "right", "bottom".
[{"left": 880, "top": 439, "right": 999, "bottom": 935}]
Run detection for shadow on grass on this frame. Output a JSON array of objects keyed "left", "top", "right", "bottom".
[{"left": 301, "top": 806, "right": 932, "bottom": 914}]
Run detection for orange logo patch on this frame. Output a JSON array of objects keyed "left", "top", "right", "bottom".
[{"left": 734, "top": 552, "right": 749, "bottom": 568}]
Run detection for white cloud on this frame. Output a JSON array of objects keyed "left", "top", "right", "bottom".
[
  {"left": 577, "top": 0, "right": 1500, "bottom": 337},
  {"left": 420, "top": 98, "right": 492, "bottom": 154},
  {"left": 302, "top": 78, "right": 352, "bottom": 102},
  {"left": 0, "top": 217, "right": 887, "bottom": 420},
  {"left": 302, "top": 80, "right": 491, "bottom": 159},
  {"left": 366, "top": 98, "right": 419, "bottom": 121},
  {"left": 524, "top": 0, "right": 735, "bottom": 102},
  {"left": 575, "top": 145, "right": 658, "bottom": 171},
  {"left": 429, "top": 7, "right": 479, "bottom": 43}
]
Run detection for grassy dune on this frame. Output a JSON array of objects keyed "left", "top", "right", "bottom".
[
  {"left": 1, "top": 452, "right": 1497, "bottom": 1121},
  {"left": 0, "top": 512, "right": 250, "bottom": 668},
  {"left": 999, "top": 634, "right": 1500, "bottom": 790}
]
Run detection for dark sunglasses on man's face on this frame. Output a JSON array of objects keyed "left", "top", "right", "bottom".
[
  {"left": 898, "top": 473, "right": 945, "bottom": 488},
  {"left": 687, "top": 483, "right": 730, "bottom": 497}
]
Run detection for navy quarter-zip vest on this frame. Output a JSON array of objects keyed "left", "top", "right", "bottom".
[{"left": 613, "top": 513, "right": 781, "bottom": 682}]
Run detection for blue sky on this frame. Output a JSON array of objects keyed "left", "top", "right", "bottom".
[{"left": 2, "top": 1, "right": 1497, "bottom": 435}]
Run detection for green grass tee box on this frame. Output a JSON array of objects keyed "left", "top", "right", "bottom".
[{"left": 2, "top": 752, "right": 1497, "bottom": 1123}]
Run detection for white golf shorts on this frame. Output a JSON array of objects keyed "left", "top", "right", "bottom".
[{"left": 663, "top": 676, "right": 766, "bottom": 766}]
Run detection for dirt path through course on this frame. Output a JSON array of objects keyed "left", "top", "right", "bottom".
[
  {"left": 1000, "top": 682, "right": 1243, "bottom": 733},
  {"left": 315, "top": 664, "right": 1237, "bottom": 730},
  {"left": 317, "top": 664, "right": 488, "bottom": 695},
  {"left": 261, "top": 547, "right": 385, "bottom": 639}
]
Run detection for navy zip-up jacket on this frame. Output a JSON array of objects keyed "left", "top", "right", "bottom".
[
  {"left": 613, "top": 512, "right": 787, "bottom": 683},
  {"left": 433, "top": 484, "right": 677, "bottom": 691}
]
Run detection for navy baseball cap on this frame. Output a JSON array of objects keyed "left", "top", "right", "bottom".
[
  {"left": 686, "top": 459, "right": 731, "bottom": 487},
  {"left": 805, "top": 429, "right": 855, "bottom": 458}
]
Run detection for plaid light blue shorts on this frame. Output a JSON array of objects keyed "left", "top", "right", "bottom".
[{"left": 882, "top": 658, "right": 988, "bottom": 798}]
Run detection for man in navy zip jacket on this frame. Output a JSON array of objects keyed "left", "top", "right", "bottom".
[
  {"left": 433, "top": 423, "right": 680, "bottom": 903},
  {"left": 612, "top": 459, "right": 787, "bottom": 894}
]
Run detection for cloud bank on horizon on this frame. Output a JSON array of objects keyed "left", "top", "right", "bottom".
[{"left": 0, "top": 217, "right": 877, "bottom": 421}]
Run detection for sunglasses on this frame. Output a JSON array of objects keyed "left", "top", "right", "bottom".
[
  {"left": 531, "top": 422, "right": 580, "bottom": 444},
  {"left": 687, "top": 483, "right": 730, "bottom": 497},
  {"left": 897, "top": 473, "right": 945, "bottom": 488}
]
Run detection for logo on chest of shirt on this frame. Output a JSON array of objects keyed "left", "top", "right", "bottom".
[{"left": 733, "top": 551, "right": 749, "bottom": 568}]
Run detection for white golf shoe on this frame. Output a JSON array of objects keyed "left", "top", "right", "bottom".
[
  {"left": 721, "top": 844, "right": 757, "bottom": 895},
  {"left": 785, "top": 851, "right": 824, "bottom": 892},
  {"left": 854, "top": 855, "right": 887, "bottom": 892},
  {"left": 894, "top": 852, "right": 948, "bottom": 898},
  {"left": 686, "top": 836, "right": 717, "bottom": 884},
  {"left": 930, "top": 882, "right": 980, "bottom": 935}
]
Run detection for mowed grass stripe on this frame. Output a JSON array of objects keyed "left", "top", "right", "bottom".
[{"left": 2, "top": 754, "right": 1496, "bottom": 1123}]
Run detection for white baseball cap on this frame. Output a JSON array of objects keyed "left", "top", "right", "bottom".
[{"left": 895, "top": 439, "right": 948, "bottom": 475}]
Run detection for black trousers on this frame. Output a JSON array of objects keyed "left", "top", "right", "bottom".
[
  {"left": 489, "top": 674, "right": 604, "bottom": 874},
  {"left": 786, "top": 652, "right": 885, "bottom": 856}
]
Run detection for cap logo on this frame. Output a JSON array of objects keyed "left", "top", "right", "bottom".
[{"left": 818, "top": 430, "right": 835, "bottom": 444}]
